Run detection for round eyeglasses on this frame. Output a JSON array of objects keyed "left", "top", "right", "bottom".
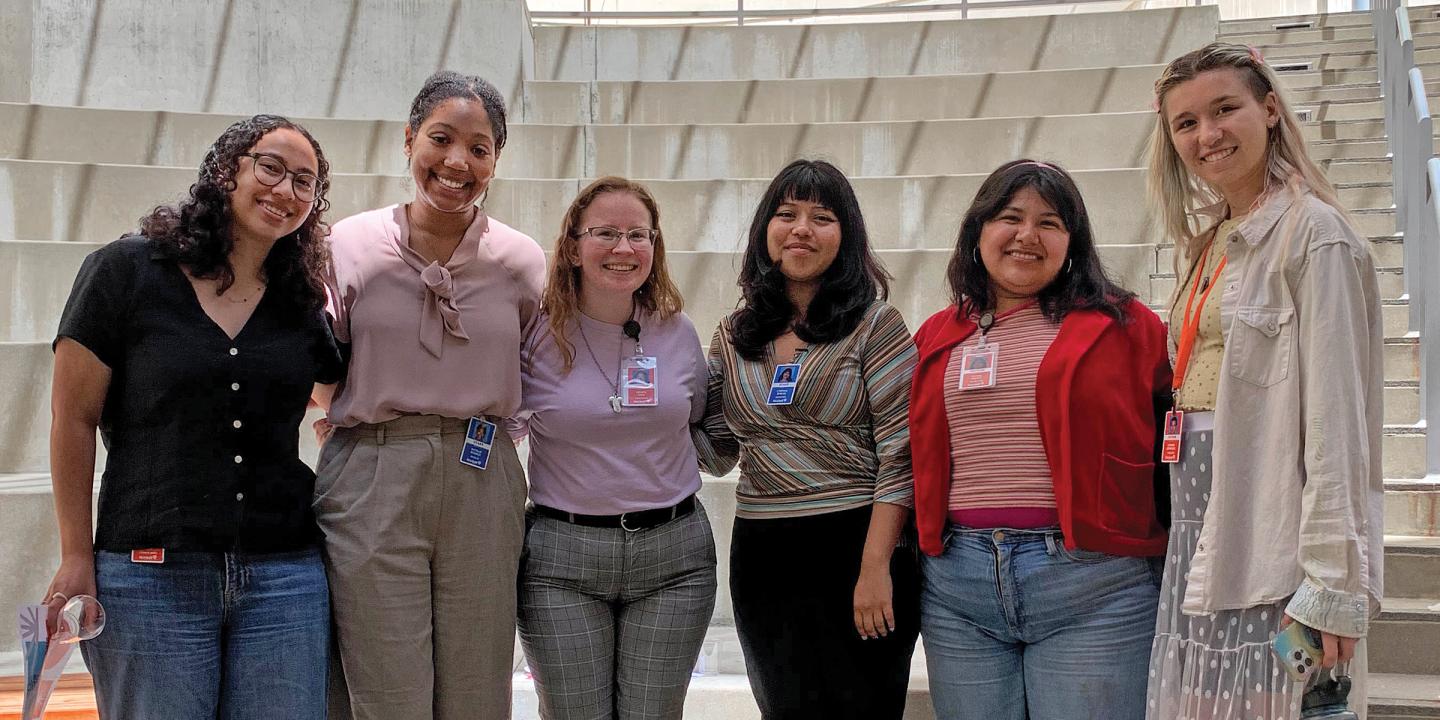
[
  {"left": 578, "top": 226, "right": 658, "bottom": 247},
  {"left": 243, "top": 153, "right": 321, "bottom": 202}
]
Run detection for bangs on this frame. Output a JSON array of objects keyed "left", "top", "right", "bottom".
[{"left": 774, "top": 163, "right": 848, "bottom": 216}]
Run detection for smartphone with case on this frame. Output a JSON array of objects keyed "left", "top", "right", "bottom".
[{"left": 1271, "top": 621, "right": 1323, "bottom": 681}]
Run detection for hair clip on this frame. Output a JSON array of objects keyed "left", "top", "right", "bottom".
[
  {"left": 1150, "top": 96, "right": 1162, "bottom": 114},
  {"left": 1247, "top": 45, "right": 1265, "bottom": 64}
]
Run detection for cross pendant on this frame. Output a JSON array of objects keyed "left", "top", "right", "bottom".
[{"left": 609, "top": 395, "right": 622, "bottom": 413}]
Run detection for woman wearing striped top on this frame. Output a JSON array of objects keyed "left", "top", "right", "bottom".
[
  {"left": 697, "top": 159, "right": 920, "bottom": 719},
  {"left": 909, "top": 160, "right": 1172, "bottom": 720}
]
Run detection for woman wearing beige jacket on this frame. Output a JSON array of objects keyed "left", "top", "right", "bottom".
[{"left": 1144, "top": 43, "right": 1384, "bottom": 720}]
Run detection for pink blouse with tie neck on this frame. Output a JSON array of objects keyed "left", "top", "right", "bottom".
[{"left": 325, "top": 204, "right": 546, "bottom": 427}]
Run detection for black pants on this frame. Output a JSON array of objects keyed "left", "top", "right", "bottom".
[{"left": 730, "top": 505, "right": 921, "bottom": 720}]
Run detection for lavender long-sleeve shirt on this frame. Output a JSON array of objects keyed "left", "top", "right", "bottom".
[{"left": 518, "top": 310, "right": 707, "bottom": 515}]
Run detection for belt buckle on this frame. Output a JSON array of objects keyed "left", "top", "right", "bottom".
[{"left": 620, "top": 512, "right": 642, "bottom": 533}]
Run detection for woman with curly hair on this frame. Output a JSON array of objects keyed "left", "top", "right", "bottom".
[
  {"left": 697, "top": 159, "right": 920, "bottom": 718},
  {"left": 316, "top": 70, "right": 544, "bottom": 719},
  {"left": 44, "top": 114, "right": 342, "bottom": 718}
]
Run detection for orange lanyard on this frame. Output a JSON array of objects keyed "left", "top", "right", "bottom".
[{"left": 1172, "top": 242, "right": 1227, "bottom": 392}]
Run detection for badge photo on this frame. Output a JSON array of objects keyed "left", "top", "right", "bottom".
[
  {"left": 1160, "top": 410, "right": 1184, "bottom": 464},
  {"left": 460, "top": 416, "right": 497, "bottom": 470},
  {"left": 766, "top": 363, "right": 801, "bottom": 406},
  {"left": 958, "top": 344, "right": 999, "bottom": 390},
  {"left": 622, "top": 355, "right": 659, "bottom": 407}
]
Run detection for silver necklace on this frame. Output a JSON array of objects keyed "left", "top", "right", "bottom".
[{"left": 577, "top": 319, "right": 625, "bottom": 413}]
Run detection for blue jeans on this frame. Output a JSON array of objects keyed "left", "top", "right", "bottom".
[
  {"left": 919, "top": 527, "right": 1161, "bottom": 720},
  {"left": 81, "top": 548, "right": 329, "bottom": 720}
]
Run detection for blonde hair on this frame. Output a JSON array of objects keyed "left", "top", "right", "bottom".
[
  {"left": 540, "top": 176, "right": 684, "bottom": 372},
  {"left": 1146, "top": 42, "right": 1346, "bottom": 274}
]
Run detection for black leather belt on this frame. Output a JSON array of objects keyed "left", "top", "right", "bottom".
[{"left": 533, "top": 495, "right": 696, "bottom": 532}]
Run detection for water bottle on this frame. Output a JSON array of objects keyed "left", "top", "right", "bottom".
[{"left": 1300, "top": 672, "right": 1360, "bottom": 720}]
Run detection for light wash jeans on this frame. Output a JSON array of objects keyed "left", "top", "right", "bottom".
[
  {"left": 81, "top": 548, "right": 329, "bottom": 720},
  {"left": 919, "top": 526, "right": 1161, "bottom": 720}
]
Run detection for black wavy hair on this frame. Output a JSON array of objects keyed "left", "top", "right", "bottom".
[
  {"left": 408, "top": 70, "right": 508, "bottom": 151},
  {"left": 946, "top": 159, "right": 1133, "bottom": 323},
  {"left": 141, "top": 114, "right": 331, "bottom": 312},
  {"left": 729, "top": 159, "right": 892, "bottom": 362}
]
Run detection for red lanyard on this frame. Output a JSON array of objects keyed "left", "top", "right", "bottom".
[{"left": 1172, "top": 242, "right": 1227, "bottom": 392}]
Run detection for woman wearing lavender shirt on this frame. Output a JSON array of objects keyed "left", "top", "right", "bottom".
[{"left": 515, "top": 177, "right": 721, "bottom": 719}]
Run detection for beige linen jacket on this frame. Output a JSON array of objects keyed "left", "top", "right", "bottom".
[{"left": 1176, "top": 188, "right": 1384, "bottom": 638}]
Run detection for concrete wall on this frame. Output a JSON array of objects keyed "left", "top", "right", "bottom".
[
  {"left": 533, "top": 6, "right": 1219, "bottom": 82},
  {"left": 10, "top": 0, "right": 533, "bottom": 119},
  {"left": 0, "top": 0, "right": 32, "bottom": 103},
  {"left": 521, "top": 65, "right": 1163, "bottom": 125}
]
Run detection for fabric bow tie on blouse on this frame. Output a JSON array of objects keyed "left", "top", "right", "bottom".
[{"left": 418, "top": 261, "right": 469, "bottom": 357}]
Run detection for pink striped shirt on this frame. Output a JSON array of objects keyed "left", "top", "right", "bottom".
[{"left": 943, "top": 302, "right": 1061, "bottom": 528}]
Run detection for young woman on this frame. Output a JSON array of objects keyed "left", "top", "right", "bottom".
[
  {"left": 698, "top": 159, "right": 920, "bottom": 719},
  {"left": 1145, "top": 43, "right": 1384, "bottom": 719},
  {"left": 317, "top": 71, "right": 545, "bottom": 719},
  {"left": 515, "top": 176, "right": 720, "bottom": 719},
  {"left": 47, "top": 115, "right": 341, "bottom": 718},
  {"left": 909, "top": 159, "right": 1171, "bottom": 720}
]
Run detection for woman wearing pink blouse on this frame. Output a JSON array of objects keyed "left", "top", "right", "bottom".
[{"left": 315, "top": 71, "right": 545, "bottom": 719}]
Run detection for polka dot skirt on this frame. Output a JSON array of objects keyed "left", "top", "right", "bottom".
[{"left": 1145, "top": 427, "right": 1303, "bottom": 720}]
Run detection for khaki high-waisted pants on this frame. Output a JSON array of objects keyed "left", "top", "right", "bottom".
[{"left": 315, "top": 414, "right": 527, "bottom": 720}]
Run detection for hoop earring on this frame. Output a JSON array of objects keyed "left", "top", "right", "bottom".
[
  {"left": 1066, "top": 258, "right": 1074, "bottom": 274},
  {"left": 477, "top": 187, "right": 490, "bottom": 214},
  {"left": 972, "top": 246, "right": 980, "bottom": 265}
]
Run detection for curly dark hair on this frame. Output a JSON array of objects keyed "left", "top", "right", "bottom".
[
  {"left": 141, "top": 114, "right": 331, "bottom": 312},
  {"left": 408, "top": 70, "right": 508, "bottom": 151},
  {"left": 947, "top": 159, "right": 1133, "bottom": 323},
  {"left": 728, "top": 159, "right": 891, "bottom": 362}
]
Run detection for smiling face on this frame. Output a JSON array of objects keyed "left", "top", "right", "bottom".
[
  {"left": 766, "top": 197, "right": 842, "bottom": 287},
  {"left": 228, "top": 128, "right": 316, "bottom": 245},
  {"left": 977, "top": 186, "right": 1070, "bottom": 305},
  {"left": 575, "top": 190, "right": 656, "bottom": 301},
  {"left": 1163, "top": 67, "right": 1279, "bottom": 209},
  {"left": 404, "top": 97, "right": 498, "bottom": 213}
]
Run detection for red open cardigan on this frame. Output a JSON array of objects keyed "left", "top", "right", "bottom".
[{"left": 910, "top": 299, "right": 1173, "bottom": 558}]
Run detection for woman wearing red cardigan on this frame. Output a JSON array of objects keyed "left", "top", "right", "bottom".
[{"left": 910, "top": 159, "right": 1172, "bottom": 720}]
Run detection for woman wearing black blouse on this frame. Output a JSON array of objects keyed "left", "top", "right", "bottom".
[{"left": 43, "top": 115, "right": 342, "bottom": 719}]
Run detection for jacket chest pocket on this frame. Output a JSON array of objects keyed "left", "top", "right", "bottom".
[{"left": 1228, "top": 306, "right": 1294, "bottom": 387}]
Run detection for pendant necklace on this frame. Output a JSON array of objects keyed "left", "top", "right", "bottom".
[{"left": 578, "top": 318, "right": 626, "bottom": 413}]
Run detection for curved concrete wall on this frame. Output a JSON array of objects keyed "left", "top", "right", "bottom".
[
  {"left": 4, "top": 0, "right": 533, "bottom": 119},
  {"left": 534, "top": 7, "right": 1219, "bottom": 82}
]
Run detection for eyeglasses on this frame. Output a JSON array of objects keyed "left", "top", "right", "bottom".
[
  {"left": 578, "top": 226, "right": 657, "bottom": 248},
  {"left": 242, "top": 153, "right": 321, "bottom": 202}
]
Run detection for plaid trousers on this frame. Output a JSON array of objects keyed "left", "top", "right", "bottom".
[{"left": 517, "top": 500, "right": 718, "bottom": 720}]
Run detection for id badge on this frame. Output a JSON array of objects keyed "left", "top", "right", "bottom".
[
  {"left": 1160, "top": 410, "right": 1184, "bottom": 464},
  {"left": 958, "top": 343, "right": 999, "bottom": 390},
  {"left": 766, "top": 363, "right": 801, "bottom": 406},
  {"left": 622, "top": 356, "right": 658, "bottom": 407},
  {"left": 460, "top": 416, "right": 497, "bottom": 470}
]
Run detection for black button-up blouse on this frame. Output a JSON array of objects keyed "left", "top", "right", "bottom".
[{"left": 55, "top": 236, "right": 344, "bottom": 553}]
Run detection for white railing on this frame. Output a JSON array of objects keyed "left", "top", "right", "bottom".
[
  {"left": 1376, "top": 0, "right": 1440, "bottom": 477},
  {"left": 528, "top": 0, "right": 1202, "bottom": 25},
  {"left": 1426, "top": 158, "right": 1440, "bottom": 476}
]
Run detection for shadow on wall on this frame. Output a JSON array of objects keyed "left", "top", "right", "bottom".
[{"left": 21, "top": 0, "right": 532, "bottom": 120}]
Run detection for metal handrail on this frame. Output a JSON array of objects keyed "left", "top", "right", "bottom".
[
  {"left": 1426, "top": 157, "right": 1440, "bottom": 472},
  {"left": 1377, "top": 0, "right": 1440, "bottom": 476},
  {"left": 530, "top": 0, "right": 1200, "bottom": 25}
]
